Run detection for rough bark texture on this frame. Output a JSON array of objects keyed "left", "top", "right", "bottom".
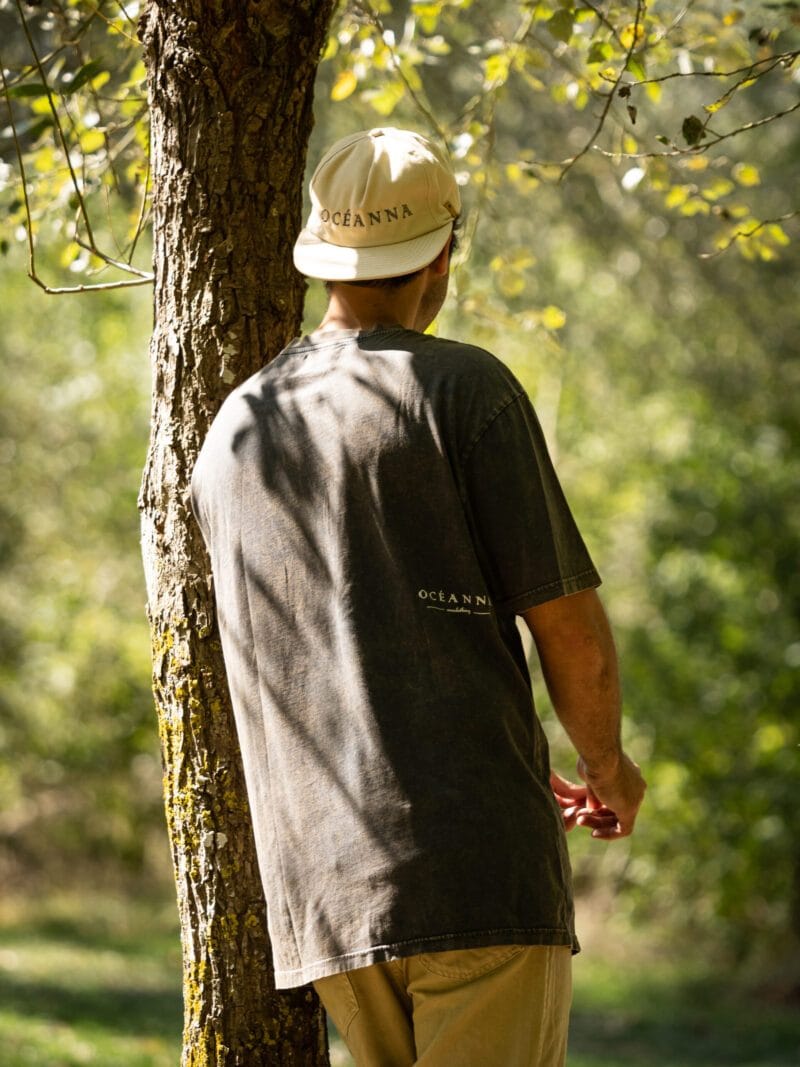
[{"left": 138, "top": 2, "right": 336, "bottom": 1063}]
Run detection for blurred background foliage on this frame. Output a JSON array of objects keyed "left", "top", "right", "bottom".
[{"left": 1, "top": 0, "right": 799, "bottom": 1003}]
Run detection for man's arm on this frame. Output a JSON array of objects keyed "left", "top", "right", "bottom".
[{"left": 522, "top": 588, "right": 646, "bottom": 839}]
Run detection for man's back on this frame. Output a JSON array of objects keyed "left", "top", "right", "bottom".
[{"left": 191, "top": 325, "right": 596, "bottom": 988}]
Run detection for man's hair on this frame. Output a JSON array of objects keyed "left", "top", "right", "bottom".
[{"left": 325, "top": 218, "right": 461, "bottom": 294}]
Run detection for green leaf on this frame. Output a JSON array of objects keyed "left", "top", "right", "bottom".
[
  {"left": 62, "top": 60, "right": 105, "bottom": 96},
  {"left": 587, "top": 41, "right": 612, "bottom": 64},
  {"left": 547, "top": 9, "right": 574, "bottom": 43},
  {"left": 6, "top": 83, "right": 50, "bottom": 99},
  {"left": 5, "top": 114, "right": 54, "bottom": 142},
  {"left": 681, "top": 115, "right": 706, "bottom": 146}
]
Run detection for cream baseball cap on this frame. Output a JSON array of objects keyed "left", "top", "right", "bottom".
[{"left": 293, "top": 127, "right": 461, "bottom": 281}]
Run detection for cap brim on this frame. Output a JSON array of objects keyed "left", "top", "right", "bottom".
[{"left": 293, "top": 221, "right": 453, "bottom": 281}]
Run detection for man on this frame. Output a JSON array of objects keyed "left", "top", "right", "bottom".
[{"left": 191, "top": 126, "right": 645, "bottom": 1066}]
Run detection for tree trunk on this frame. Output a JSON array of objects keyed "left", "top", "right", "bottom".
[{"left": 138, "top": 3, "right": 336, "bottom": 1062}]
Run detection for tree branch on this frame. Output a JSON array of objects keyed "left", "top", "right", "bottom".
[
  {"left": 699, "top": 210, "right": 799, "bottom": 260},
  {"left": 0, "top": 52, "right": 37, "bottom": 282},
  {"left": 608, "top": 49, "right": 800, "bottom": 88},
  {"left": 30, "top": 274, "right": 153, "bottom": 294},
  {"left": 560, "top": 0, "right": 645, "bottom": 179},
  {"left": 75, "top": 236, "right": 152, "bottom": 278},
  {"left": 577, "top": 1, "right": 624, "bottom": 47},
  {"left": 4, "top": 0, "right": 154, "bottom": 292},
  {"left": 15, "top": 0, "right": 99, "bottom": 249},
  {"left": 355, "top": 0, "right": 449, "bottom": 145}
]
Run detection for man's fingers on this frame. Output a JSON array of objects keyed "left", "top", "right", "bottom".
[
  {"left": 590, "top": 824, "right": 634, "bottom": 839},
  {"left": 576, "top": 810, "right": 618, "bottom": 830},
  {"left": 550, "top": 771, "right": 588, "bottom": 801}
]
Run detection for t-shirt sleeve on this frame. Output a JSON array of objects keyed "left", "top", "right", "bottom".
[{"left": 461, "top": 391, "right": 600, "bottom": 614}]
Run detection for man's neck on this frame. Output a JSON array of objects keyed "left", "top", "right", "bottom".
[{"left": 315, "top": 281, "right": 424, "bottom": 335}]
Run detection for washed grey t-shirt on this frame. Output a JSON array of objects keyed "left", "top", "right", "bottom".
[{"left": 191, "top": 326, "right": 600, "bottom": 988}]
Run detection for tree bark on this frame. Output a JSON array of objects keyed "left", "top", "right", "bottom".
[{"left": 138, "top": 3, "right": 336, "bottom": 1062}]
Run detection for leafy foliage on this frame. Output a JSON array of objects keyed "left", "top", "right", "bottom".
[
  {"left": 1, "top": 0, "right": 799, "bottom": 965},
  {"left": 0, "top": 243, "right": 162, "bottom": 884},
  {"left": 0, "top": 0, "right": 150, "bottom": 290}
]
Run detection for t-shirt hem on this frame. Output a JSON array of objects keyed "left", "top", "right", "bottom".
[
  {"left": 273, "top": 926, "right": 579, "bottom": 989},
  {"left": 498, "top": 568, "right": 602, "bottom": 615}
]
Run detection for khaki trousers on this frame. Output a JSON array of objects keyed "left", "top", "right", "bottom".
[{"left": 314, "top": 944, "right": 572, "bottom": 1067}]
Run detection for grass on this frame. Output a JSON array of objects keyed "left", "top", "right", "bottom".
[
  {"left": 0, "top": 893, "right": 182, "bottom": 1067},
  {"left": 569, "top": 954, "right": 800, "bottom": 1067},
  {"left": 0, "top": 892, "right": 798, "bottom": 1066}
]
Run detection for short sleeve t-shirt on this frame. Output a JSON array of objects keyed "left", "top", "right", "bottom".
[{"left": 191, "top": 326, "right": 600, "bottom": 988}]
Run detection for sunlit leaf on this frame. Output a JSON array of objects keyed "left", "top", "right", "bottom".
[
  {"left": 362, "top": 81, "right": 405, "bottom": 117},
  {"left": 322, "top": 35, "right": 338, "bottom": 62},
  {"left": 79, "top": 129, "right": 106, "bottom": 153},
  {"left": 704, "top": 87, "right": 735, "bottom": 115},
  {"left": 31, "top": 96, "right": 54, "bottom": 116},
  {"left": 88, "top": 72, "right": 111, "bottom": 93},
  {"left": 398, "top": 57, "right": 423, "bottom": 92},
  {"left": 767, "top": 224, "right": 790, "bottom": 247},
  {"left": 680, "top": 197, "right": 711, "bottom": 217},
  {"left": 59, "top": 241, "right": 82, "bottom": 268},
  {"left": 645, "top": 81, "right": 662, "bottom": 103},
  {"left": 732, "top": 163, "right": 760, "bottom": 187},
  {"left": 541, "top": 305, "right": 566, "bottom": 330},
  {"left": 423, "top": 35, "right": 451, "bottom": 56},
  {"left": 701, "top": 178, "right": 735, "bottom": 201},
  {"left": 587, "top": 41, "right": 612, "bottom": 65},
  {"left": 484, "top": 53, "right": 510, "bottom": 86},
  {"left": 620, "top": 23, "right": 646, "bottom": 50},
  {"left": 723, "top": 9, "right": 744, "bottom": 26},
  {"left": 330, "top": 70, "right": 357, "bottom": 101},
  {"left": 33, "top": 146, "right": 56, "bottom": 174},
  {"left": 665, "top": 185, "right": 691, "bottom": 208}
]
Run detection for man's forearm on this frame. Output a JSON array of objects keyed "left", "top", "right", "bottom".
[
  {"left": 523, "top": 589, "right": 622, "bottom": 774},
  {"left": 523, "top": 589, "right": 646, "bottom": 838}
]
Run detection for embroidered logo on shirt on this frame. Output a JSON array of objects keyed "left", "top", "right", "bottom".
[{"left": 417, "top": 589, "right": 492, "bottom": 616}]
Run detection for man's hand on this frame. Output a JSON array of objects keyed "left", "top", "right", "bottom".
[
  {"left": 575, "top": 753, "right": 646, "bottom": 839},
  {"left": 551, "top": 758, "right": 646, "bottom": 839},
  {"left": 549, "top": 771, "right": 588, "bottom": 832}
]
